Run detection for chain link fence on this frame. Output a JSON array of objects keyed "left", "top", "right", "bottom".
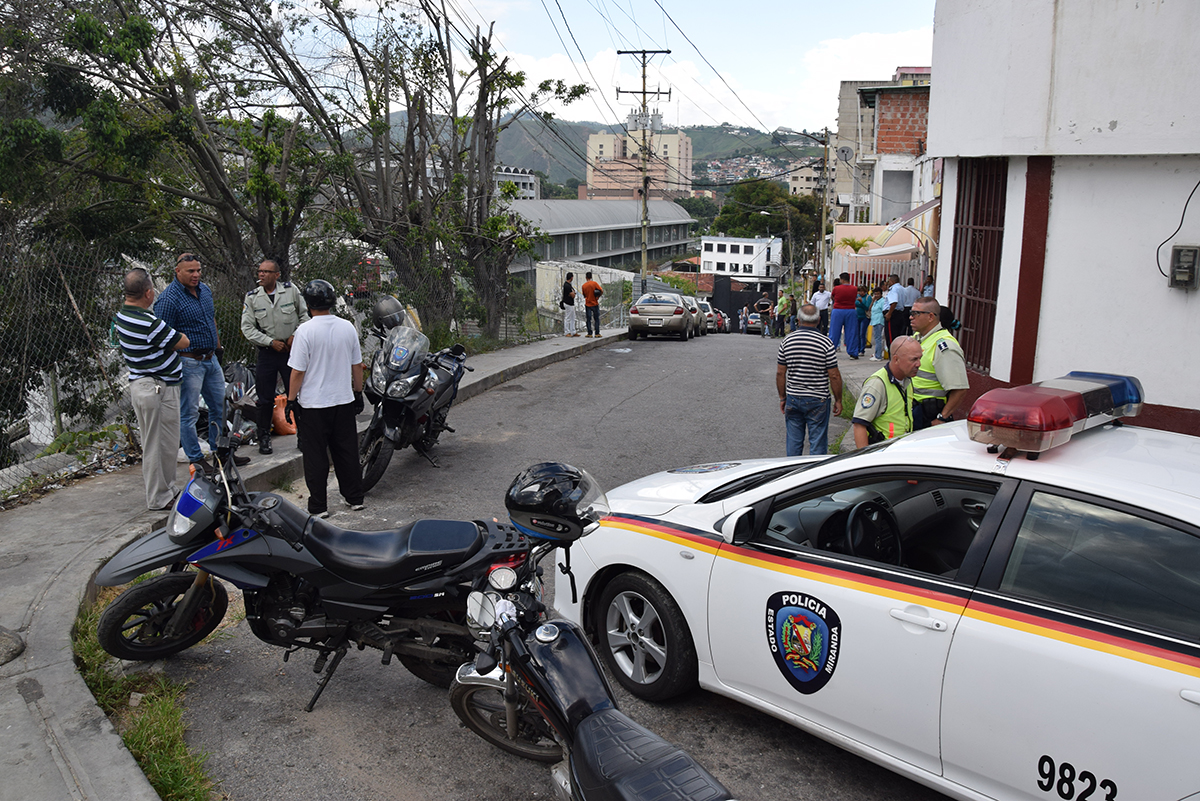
[{"left": 0, "top": 237, "right": 562, "bottom": 503}]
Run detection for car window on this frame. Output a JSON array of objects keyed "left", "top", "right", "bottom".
[
  {"left": 1000, "top": 492, "right": 1200, "bottom": 641},
  {"left": 757, "top": 474, "right": 1002, "bottom": 577},
  {"left": 637, "top": 294, "right": 678, "bottom": 305}
]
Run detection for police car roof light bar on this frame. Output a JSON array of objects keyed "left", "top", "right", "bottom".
[{"left": 967, "top": 372, "right": 1142, "bottom": 453}]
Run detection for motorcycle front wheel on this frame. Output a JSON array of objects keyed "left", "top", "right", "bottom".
[
  {"left": 97, "top": 573, "right": 229, "bottom": 661},
  {"left": 359, "top": 422, "right": 395, "bottom": 492},
  {"left": 449, "top": 682, "right": 563, "bottom": 763}
]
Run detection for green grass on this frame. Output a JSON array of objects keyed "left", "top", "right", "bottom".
[{"left": 73, "top": 589, "right": 215, "bottom": 801}]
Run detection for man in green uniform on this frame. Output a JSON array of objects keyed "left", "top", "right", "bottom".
[
  {"left": 241, "top": 259, "right": 310, "bottom": 453},
  {"left": 851, "top": 336, "right": 923, "bottom": 449},
  {"left": 909, "top": 297, "right": 970, "bottom": 430}
]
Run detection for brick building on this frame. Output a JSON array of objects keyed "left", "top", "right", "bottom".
[{"left": 858, "top": 83, "right": 936, "bottom": 226}]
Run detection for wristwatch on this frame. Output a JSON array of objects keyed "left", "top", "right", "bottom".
[{"left": 936, "top": 413, "right": 952, "bottom": 422}]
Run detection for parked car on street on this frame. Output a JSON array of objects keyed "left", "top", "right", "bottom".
[
  {"left": 744, "top": 312, "right": 764, "bottom": 335},
  {"left": 627, "top": 292, "right": 692, "bottom": 341},
  {"left": 555, "top": 373, "right": 1200, "bottom": 801},
  {"left": 682, "top": 296, "right": 707, "bottom": 337},
  {"left": 698, "top": 301, "right": 719, "bottom": 333}
]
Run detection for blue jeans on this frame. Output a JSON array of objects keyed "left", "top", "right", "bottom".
[
  {"left": 180, "top": 356, "right": 225, "bottom": 462},
  {"left": 857, "top": 318, "right": 869, "bottom": 354},
  {"left": 873, "top": 324, "right": 885, "bottom": 359},
  {"left": 585, "top": 304, "right": 601, "bottom": 335},
  {"left": 785, "top": 395, "right": 831, "bottom": 456},
  {"left": 829, "top": 308, "right": 857, "bottom": 353}
]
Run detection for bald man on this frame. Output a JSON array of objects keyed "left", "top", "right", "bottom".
[{"left": 852, "top": 336, "right": 923, "bottom": 449}]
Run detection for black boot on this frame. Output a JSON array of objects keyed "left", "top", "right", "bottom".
[{"left": 258, "top": 431, "right": 273, "bottom": 455}]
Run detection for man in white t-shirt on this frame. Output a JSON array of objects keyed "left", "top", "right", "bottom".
[{"left": 286, "top": 280, "right": 365, "bottom": 517}]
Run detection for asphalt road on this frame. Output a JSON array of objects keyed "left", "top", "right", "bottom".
[{"left": 165, "top": 332, "right": 946, "bottom": 801}]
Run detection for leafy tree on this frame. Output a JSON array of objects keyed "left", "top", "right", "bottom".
[
  {"left": 836, "top": 236, "right": 872, "bottom": 254},
  {"left": 676, "top": 196, "right": 718, "bottom": 231},
  {"left": 710, "top": 181, "right": 819, "bottom": 265}
]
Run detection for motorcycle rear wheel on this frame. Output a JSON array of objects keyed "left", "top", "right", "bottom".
[
  {"left": 97, "top": 573, "right": 229, "bottom": 661},
  {"left": 449, "top": 682, "right": 563, "bottom": 763},
  {"left": 359, "top": 425, "right": 394, "bottom": 492}
]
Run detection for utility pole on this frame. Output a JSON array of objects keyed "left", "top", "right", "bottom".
[{"left": 617, "top": 50, "right": 670, "bottom": 278}]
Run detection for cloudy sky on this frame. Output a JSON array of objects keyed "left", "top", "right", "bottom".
[{"left": 453, "top": 0, "right": 935, "bottom": 132}]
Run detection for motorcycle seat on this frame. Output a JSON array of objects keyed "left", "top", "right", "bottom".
[
  {"left": 304, "top": 518, "right": 484, "bottom": 586},
  {"left": 570, "top": 708, "right": 731, "bottom": 801}
]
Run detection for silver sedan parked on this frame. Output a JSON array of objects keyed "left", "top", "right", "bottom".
[{"left": 628, "top": 292, "right": 692, "bottom": 341}]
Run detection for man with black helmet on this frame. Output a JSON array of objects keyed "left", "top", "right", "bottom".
[
  {"left": 240, "top": 259, "right": 309, "bottom": 454},
  {"left": 285, "top": 279, "right": 366, "bottom": 517}
]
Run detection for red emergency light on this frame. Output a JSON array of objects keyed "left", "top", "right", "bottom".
[{"left": 967, "top": 372, "right": 1143, "bottom": 453}]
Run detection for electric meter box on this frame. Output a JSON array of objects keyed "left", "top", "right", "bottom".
[{"left": 1169, "top": 245, "right": 1200, "bottom": 289}]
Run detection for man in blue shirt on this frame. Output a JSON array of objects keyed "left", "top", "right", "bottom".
[{"left": 155, "top": 253, "right": 250, "bottom": 473}]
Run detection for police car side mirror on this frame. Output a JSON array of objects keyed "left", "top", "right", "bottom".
[{"left": 719, "top": 507, "right": 755, "bottom": 545}]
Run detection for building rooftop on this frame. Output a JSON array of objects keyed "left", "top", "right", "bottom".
[{"left": 507, "top": 200, "right": 694, "bottom": 234}]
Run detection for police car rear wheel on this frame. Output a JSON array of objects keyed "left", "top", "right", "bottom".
[{"left": 595, "top": 571, "right": 697, "bottom": 701}]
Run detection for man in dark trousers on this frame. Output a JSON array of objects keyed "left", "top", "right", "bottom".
[
  {"left": 285, "top": 280, "right": 365, "bottom": 518},
  {"left": 241, "top": 259, "right": 309, "bottom": 454},
  {"left": 755, "top": 291, "right": 773, "bottom": 338}
]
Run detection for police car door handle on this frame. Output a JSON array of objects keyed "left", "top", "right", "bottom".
[
  {"left": 1181, "top": 689, "right": 1200, "bottom": 706},
  {"left": 889, "top": 609, "right": 948, "bottom": 631}
]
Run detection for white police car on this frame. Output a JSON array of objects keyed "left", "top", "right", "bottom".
[{"left": 554, "top": 373, "right": 1200, "bottom": 801}]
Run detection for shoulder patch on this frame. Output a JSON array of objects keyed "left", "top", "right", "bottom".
[
  {"left": 282, "top": 281, "right": 291, "bottom": 287},
  {"left": 246, "top": 289, "right": 255, "bottom": 296},
  {"left": 936, "top": 339, "right": 950, "bottom": 352},
  {"left": 861, "top": 393, "right": 876, "bottom": 409}
]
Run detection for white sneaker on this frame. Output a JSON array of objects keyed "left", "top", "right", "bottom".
[
  {"left": 348, "top": 502, "right": 365, "bottom": 511},
  {"left": 869, "top": 356, "right": 881, "bottom": 361}
]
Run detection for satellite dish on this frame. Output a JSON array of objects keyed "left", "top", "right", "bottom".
[{"left": 836, "top": 146, "right": 854, "bottom": 163}]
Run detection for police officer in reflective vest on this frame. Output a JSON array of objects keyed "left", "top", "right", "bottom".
[
  {"left": 852, "top": 336, "right": 922, "bottom": 448},
  {"left": 909, "top": 297, "right": 969, "bottom": 430},
  {"left": 241, "top": 259, "right": 309, "bottom": 454}
]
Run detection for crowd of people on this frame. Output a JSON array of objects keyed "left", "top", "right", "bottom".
[
  {"left": 774, "top": 272, "right": 969, "bottom": 458},
  {"left": 114, "top": 254, "right": 365, "bottom": 517}
]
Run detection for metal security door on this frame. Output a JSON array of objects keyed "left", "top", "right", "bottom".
[{"left": 948, "top": 158, "right": 1007, "bottom": 373}]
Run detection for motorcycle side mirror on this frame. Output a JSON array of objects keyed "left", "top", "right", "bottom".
[{"left": 718, "top": 507, "right": 755, "bottom": 545}]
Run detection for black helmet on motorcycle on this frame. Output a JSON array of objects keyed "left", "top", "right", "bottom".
[
  {"left": 372, "top": 294, "right": 410, "bottom": 331},
  {"left": 505, "top": 462, "right": 608, "bottom": 542},
  {"left": 302, "top": 279, "right": 337, "bottom": 311}
]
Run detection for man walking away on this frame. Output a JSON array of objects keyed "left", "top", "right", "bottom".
[
  {"left": 755, "top": 292, "right": 773, "bottom": 338},
  {"left": 809, "top": 281, "right": 831, "bottom": 335},
  {"left": 155, "top": 253, "right": 249, "bottom": 474},
  {"left": 115, "top": 269, "right": 191, "bottom": 509},
  {"left": 562, "top": 273, "right": 578, "bottom": 337},
  {"left": 240, "top": 259, "right": 309, "bottom": 454},
  {"left": 909, "top": 297, "right": 970, "bottom": 430},
  {"left": 285, "top": 280, "right": 365, "bottom": 518},
  {"left": 581, "top": 272, "right": 604, "bottom": 338},
  {"left": 828, "top": 271, "right": 859, "bottom": 358},
  {"left": 776, "top": 304, "right": 844, "bottom": 456},
  {"left": 852, "top": 336, "right": 922, "bottom": 448}
]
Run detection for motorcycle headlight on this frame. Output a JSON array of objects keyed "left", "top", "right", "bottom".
[
  {"left": 386, "top": 374, "right": 420, "bottom": 398},
  {"left": 368, "top": 368, "right": 387, "bottom": 395}
]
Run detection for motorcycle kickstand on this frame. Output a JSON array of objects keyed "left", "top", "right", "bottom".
[
  {"left": 414, "top": 446, "right": 440, "bottom": 468},
  {"left": 305, "top": 646, "right": 347, "bottom": 713}
]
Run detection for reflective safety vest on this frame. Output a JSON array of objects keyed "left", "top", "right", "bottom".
[
  {"left": 912, "top": 328, "right": 955, "bottom": 402},
  {"left": 869, "top": 367, "right": 913, "bottom": 440}
]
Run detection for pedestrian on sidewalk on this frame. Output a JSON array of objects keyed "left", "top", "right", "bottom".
[
  {"left": 869, "top": 287, "right": 887, "bottom": 360},
  {"left": 755, "top": 292, "right": 773, "bottom": 338},
  {"left": 828, "top": 272, "right": 859, "bottom": 358},
  {"left": 155, "top": 253, "right": 250, "bottom": 474},
  {"left": 809, "top": 280, "right": 831, "bottom": 335},
  {"left": 776, "top": 304, "right": 844, "bottom": 456},
  {"left": 902, "top": 277, "right": 921, "bottom": 334},
  {"left": 561, "top": 273, "right": 579, "bottom": 337},
  {"left": 854, "top": 285, "right": 872, "bottom": 357},
  {"left": 884, "top": 274, "right": 905, "bottom": 345},
  {"left": 285, "top": 280, "right": 365, "bottom": 518},
  {"left": 114, "top": 269, "right": 191, "bottom": 510},
  {"left": 581, "top": 272, "right": 604, "bottom": 337},
  {"left": 240, "top": 259, "right": 309, "bottom": 455},
  {"left": 851, "top": 336, "right": 922, "bottom": 449},
  {"left": 909, "top": 297, "right": 969, "bottom": 430}
]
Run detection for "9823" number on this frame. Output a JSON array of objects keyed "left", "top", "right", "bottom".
[{"left": 1037, "top": 755, "right": 1116, "bottom": 800}]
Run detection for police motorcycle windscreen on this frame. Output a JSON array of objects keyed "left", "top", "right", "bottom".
[{"left": 368, "top": 326, "right": 430, "bottom": 397}]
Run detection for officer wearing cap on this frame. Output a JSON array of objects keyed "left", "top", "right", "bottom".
[
  {"left": 909, "top": 297, "right": 969, "bottom": 430},
  {"left": 241, "top": 259, "right": 309, "bottom": 454}
]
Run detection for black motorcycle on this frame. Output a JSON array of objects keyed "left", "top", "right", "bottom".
[
  {"left": 359, "top": 296, "right": 471, "bottom": 492},
  {"left": 94, "top": 384, "right": 528, "bottom": 711},
  {"left": 450, "top": 463, "right": 733, "bottom": 801}
]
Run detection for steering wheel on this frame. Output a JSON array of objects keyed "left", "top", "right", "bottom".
[{"left": 844, "top": 500, "right": 903, "bottom": 565}]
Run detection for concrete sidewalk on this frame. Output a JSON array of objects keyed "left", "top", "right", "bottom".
[{"left": 0, "top": 328, "right": 626, "bottom": 801}]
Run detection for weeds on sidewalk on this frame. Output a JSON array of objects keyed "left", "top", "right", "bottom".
[{"left": 72, "top": 587, "right": 214, "bottom": 801}]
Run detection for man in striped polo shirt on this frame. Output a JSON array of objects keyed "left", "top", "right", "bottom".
[
  {"left": 776, "top": 303, "right": 844, "bottom": 456},
  {"left": 114, "top": 269, "right": 191, "bottom": 509}
]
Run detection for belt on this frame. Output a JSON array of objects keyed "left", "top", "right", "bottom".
[{"left": 180, "top": 350, "right": 213, "bottom": 360}]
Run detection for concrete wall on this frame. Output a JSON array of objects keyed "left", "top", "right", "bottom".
[
  {"left": 937, "top": 154, "right": 1200, "bottom": 412},
  {"left": 929, "top": 0, "right": 1200, "bottom": 157}
]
